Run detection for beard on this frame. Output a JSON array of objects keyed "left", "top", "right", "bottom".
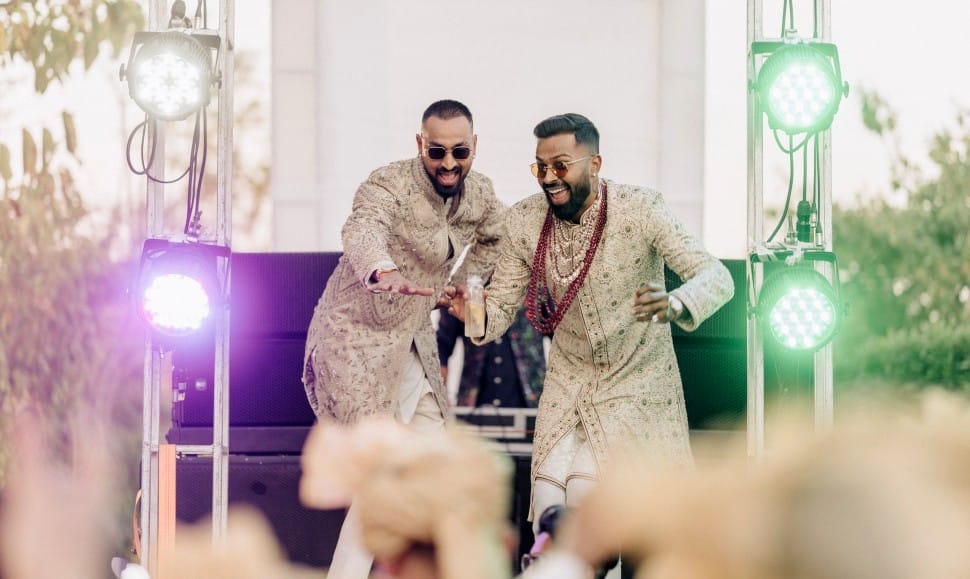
[
  {"left": 544, "top": 169, "right": 593, "bottom": 222},
  {"left": 427, "top": 167, "right": 466, "bottom": 199}
]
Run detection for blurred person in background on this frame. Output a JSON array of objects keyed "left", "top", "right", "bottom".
[{"left": 437, "top": 305, "right": 545, "bottom": 409}]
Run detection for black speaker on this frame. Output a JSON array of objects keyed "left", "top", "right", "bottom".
[
  {"left": 176, "top": 453, "right": 534, "bottom": 571},
  {"left": 666, "top": 260, "right": 747, "bottom": 429},
  {"left": 175, "top": 455, "right": 345, "bottom": 568},
  {"left": 170, "top": 254, "right": 749, "bottom": 437},
  {"left": 173, "top": 252, "right": 342, "bottom": 430}
]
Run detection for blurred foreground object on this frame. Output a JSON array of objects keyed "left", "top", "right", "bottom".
[
  {"left": 300, "top": 418, "right": 513, "bottom": 579},
  {"left": 553, "top": 389, "right": 970, "bottom": 579}
]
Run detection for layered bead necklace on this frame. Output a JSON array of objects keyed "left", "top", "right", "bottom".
[{"left": 525, "top": 182, "right": 608, "bottom": 335}]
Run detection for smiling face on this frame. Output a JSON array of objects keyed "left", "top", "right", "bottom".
[
  {"left": 534, "top": 133, "right": 602, "bottom": 223},
  {"left": 416, "top": 115, "right": 477, "bottom": 199}
]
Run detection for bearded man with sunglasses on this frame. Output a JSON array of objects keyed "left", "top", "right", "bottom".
[
  {"left": 445, "top": 113, "right": 734, "bottom": 576},
  {"left": 301, "top": 99, "right": 507, "bottom": 578}
]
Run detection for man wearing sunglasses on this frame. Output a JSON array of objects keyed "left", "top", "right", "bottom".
[
  {"left": 444, "top": 113, "right": 734, "bottom": 578},
  {"left": 302, "top": 99, "right": 507, "bottom": 578}
]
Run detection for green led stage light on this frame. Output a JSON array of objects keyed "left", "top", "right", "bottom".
[
  {"left": 758, "top": 266, "right": 840, "bottom": 352},
  {"left": 755, "top": 42, "right": 847, "bottom": 135}
]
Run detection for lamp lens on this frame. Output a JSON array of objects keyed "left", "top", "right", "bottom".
[
  {"left": 134, "top": 53, "right": 205, "bottom": 119},
  {"left": 767, "top": 286, "right": 837, "bottom": 350},
  {"left": 127, "top": 31, "right": 212, "bottom": 121},
  {"left": 758, "top": 44, "right": 842, "bottom": 134},
  {"left": 766, "top": 61, "right": 836, "bottom": 133},
  {"left": 142, "top": 273, "right": 211, "bottom": 335}
]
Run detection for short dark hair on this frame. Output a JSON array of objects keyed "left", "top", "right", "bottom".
[
  {"left": 422, "top": 99, "right": 474, "bottom": 129},
  {"left": 533, "top": 113, "right": 599, "bottom": 154}
]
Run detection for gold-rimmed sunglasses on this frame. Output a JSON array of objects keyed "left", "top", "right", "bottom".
[{"left": 530, "top": 156, "right": 590, "bottom": 179}]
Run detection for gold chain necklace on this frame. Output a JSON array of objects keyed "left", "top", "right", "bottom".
[{"left": 548, "top": 191, "right": 602, "bottom": 286}]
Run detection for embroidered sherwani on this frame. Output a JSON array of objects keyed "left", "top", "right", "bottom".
[
  {"left": 303, "top": 157, "right": 507, "bottom": 424},
  {"left": 474, "top": 179, "right": 734, "bottom": 512}
]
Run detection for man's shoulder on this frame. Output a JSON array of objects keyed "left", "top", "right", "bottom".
[
  {"left": 605, "top": 180, "right": 662, "bottom": 204},
  {"left": 464, "top": 169, "right": 497, "bottom": 196},
  {"left": 510, "top": 192, "right": 547, "bottom": 212},
  {"left": 366, "top": 158, "right": 415, "bottom": 184}
]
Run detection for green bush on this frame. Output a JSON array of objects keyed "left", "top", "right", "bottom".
[
  {"left": 837, "top": 324, "right": 970, "bottom": 387},
  {"left": 832, "top": 90, "right": 970, "bottom": 389}
]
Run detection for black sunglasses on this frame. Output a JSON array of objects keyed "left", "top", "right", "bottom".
[
  {"left": 425, "top": 145, "right": 472, "bottom": 160},
  {"left": 530, "top": 156, "right": 591, "bottom": 179}
]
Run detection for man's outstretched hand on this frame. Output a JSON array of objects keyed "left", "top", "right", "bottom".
[{"left": 371, "top": 270, "right": 436, "bottom": 296}]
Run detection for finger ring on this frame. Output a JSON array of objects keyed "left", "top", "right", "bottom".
[{"left": 651, "top": 313, "right": 660, "bottom": 323}]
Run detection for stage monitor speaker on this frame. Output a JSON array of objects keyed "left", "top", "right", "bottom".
[
  {"left": 173, "top": 252, "right": 342, "bottom": 429},
  {"left": 176, "top": 453, "right": 533, "bottom": 573},
  {"left": 176, "top": 455, "right": 344, "bottom": 569},
  {"left": 666, "top": 259, "right": 747, "bottom": 429},
  {"left": 172, "top": 254, "right": 748, "bottom": 434}
]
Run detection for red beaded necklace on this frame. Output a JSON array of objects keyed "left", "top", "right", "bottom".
[{"left": 525, "top": 183, "right": 608, "bottom": 334}]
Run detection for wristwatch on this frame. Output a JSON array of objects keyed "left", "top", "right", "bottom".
[{"left": 667, "top": 295, "right": 684, "bottom": 321}]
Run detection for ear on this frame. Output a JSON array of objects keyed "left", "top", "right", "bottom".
[
  {"left": 472, "top": 134, "right": 479, "bottom": 156},
  {"left": 591, "top": 154, "right": 603, "bottom": 177},
  {"left": 415, "top": 133, "right": 424, "bottom": 155}
]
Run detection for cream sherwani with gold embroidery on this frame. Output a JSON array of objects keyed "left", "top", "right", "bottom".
[
  {"left": 303, "top": 157, "right": 507, "bottom": 424},
  {"left": 475, "top": 179, "right": 734, "bottom": 513}
]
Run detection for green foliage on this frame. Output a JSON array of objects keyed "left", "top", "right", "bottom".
[
  {"left": 0, "top": 0, "right": 145, "bottom": 485},
  {"left": 838, "top": 324, "right": 970, "bottom": 387},
  {"left": 834, "top": 88, "right": 970, "bottom": 387},
  {"left": 0, "top": 0, "right": 144, "bottom": 92},
  {"left": 0, "top": 125, "right": 144, "bottom": 481}
]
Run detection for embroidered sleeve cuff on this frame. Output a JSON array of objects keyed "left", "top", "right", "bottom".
[{"left": 363, "top": 260, "right": 397, "bottom": 288}]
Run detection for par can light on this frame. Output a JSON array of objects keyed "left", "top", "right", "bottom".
[
  {"left": 121, "top": 30, "right": 219, "bottom": 121},
  {"left": 134, "top": 239, "right": 230, "bottom": 341},
  {"left": 758, "top": 266, "right": 841, "bottom": 352},
  {"left": 754, "top": 41, "right": 847, "bottom": 135}
]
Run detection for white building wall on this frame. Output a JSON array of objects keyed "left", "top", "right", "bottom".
[{"left": 272, "top": 0, "right": 707, "bottom": 252}]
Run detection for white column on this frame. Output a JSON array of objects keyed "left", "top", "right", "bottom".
[
  {"left": 271, "top": 0, "right": 320, "bottom": 251},
  {"left": 659, "top": 0, "right": 707, "bottom": 239}
]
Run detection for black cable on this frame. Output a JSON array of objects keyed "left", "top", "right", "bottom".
[
  {"left": 781, "top": 0, "right": 795, "bottom": 36},
  {"left": 192, "top": 109, "right": 209, "bottom": 233},
  {"left": 813, "top": 134, "right": 822, "bottom": 238},
  {"left": 194, "top": 0, "right": 207, "bottom": 29},
  {"left": 125, "top": 117, "right": 192, "bottom": 184},
  {"left": 801, "top": 130, "right": 809, "bottom": 203},
  {"left": 767, "top": 135, "right": 797, "bottom": 243},
  {"left": 772, "top": 129, "right": 812, "bottom": 155},
  {"left": 183, "top": 111, "right": 201, "bottom": 233}
]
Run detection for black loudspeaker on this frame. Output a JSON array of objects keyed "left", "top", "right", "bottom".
[
  {"left": 170, "top": 254, "right": 748, "bottom": 434},
  {"left": 176, "top": 453, "right": 534, "bottom": 571},
  {"left": 666, "top": 260, "right": 748, "bottom": 430},
  {"left": 172, "top": 252, "right": 342, "bottom": 430},
  {"left": 175, "top": 455, "right": 345, "bottom": 568}
]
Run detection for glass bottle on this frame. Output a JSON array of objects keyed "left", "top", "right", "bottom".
[{"left": 464, "top": 275, "right": 486, "bottom": 338}]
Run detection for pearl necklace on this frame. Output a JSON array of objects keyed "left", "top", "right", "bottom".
[
  {"left": 550, "top": 193, "right": 602, "bottom": 285},
  {"left": 525, "top": 182, "right": 608, "bottom": 335}
]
